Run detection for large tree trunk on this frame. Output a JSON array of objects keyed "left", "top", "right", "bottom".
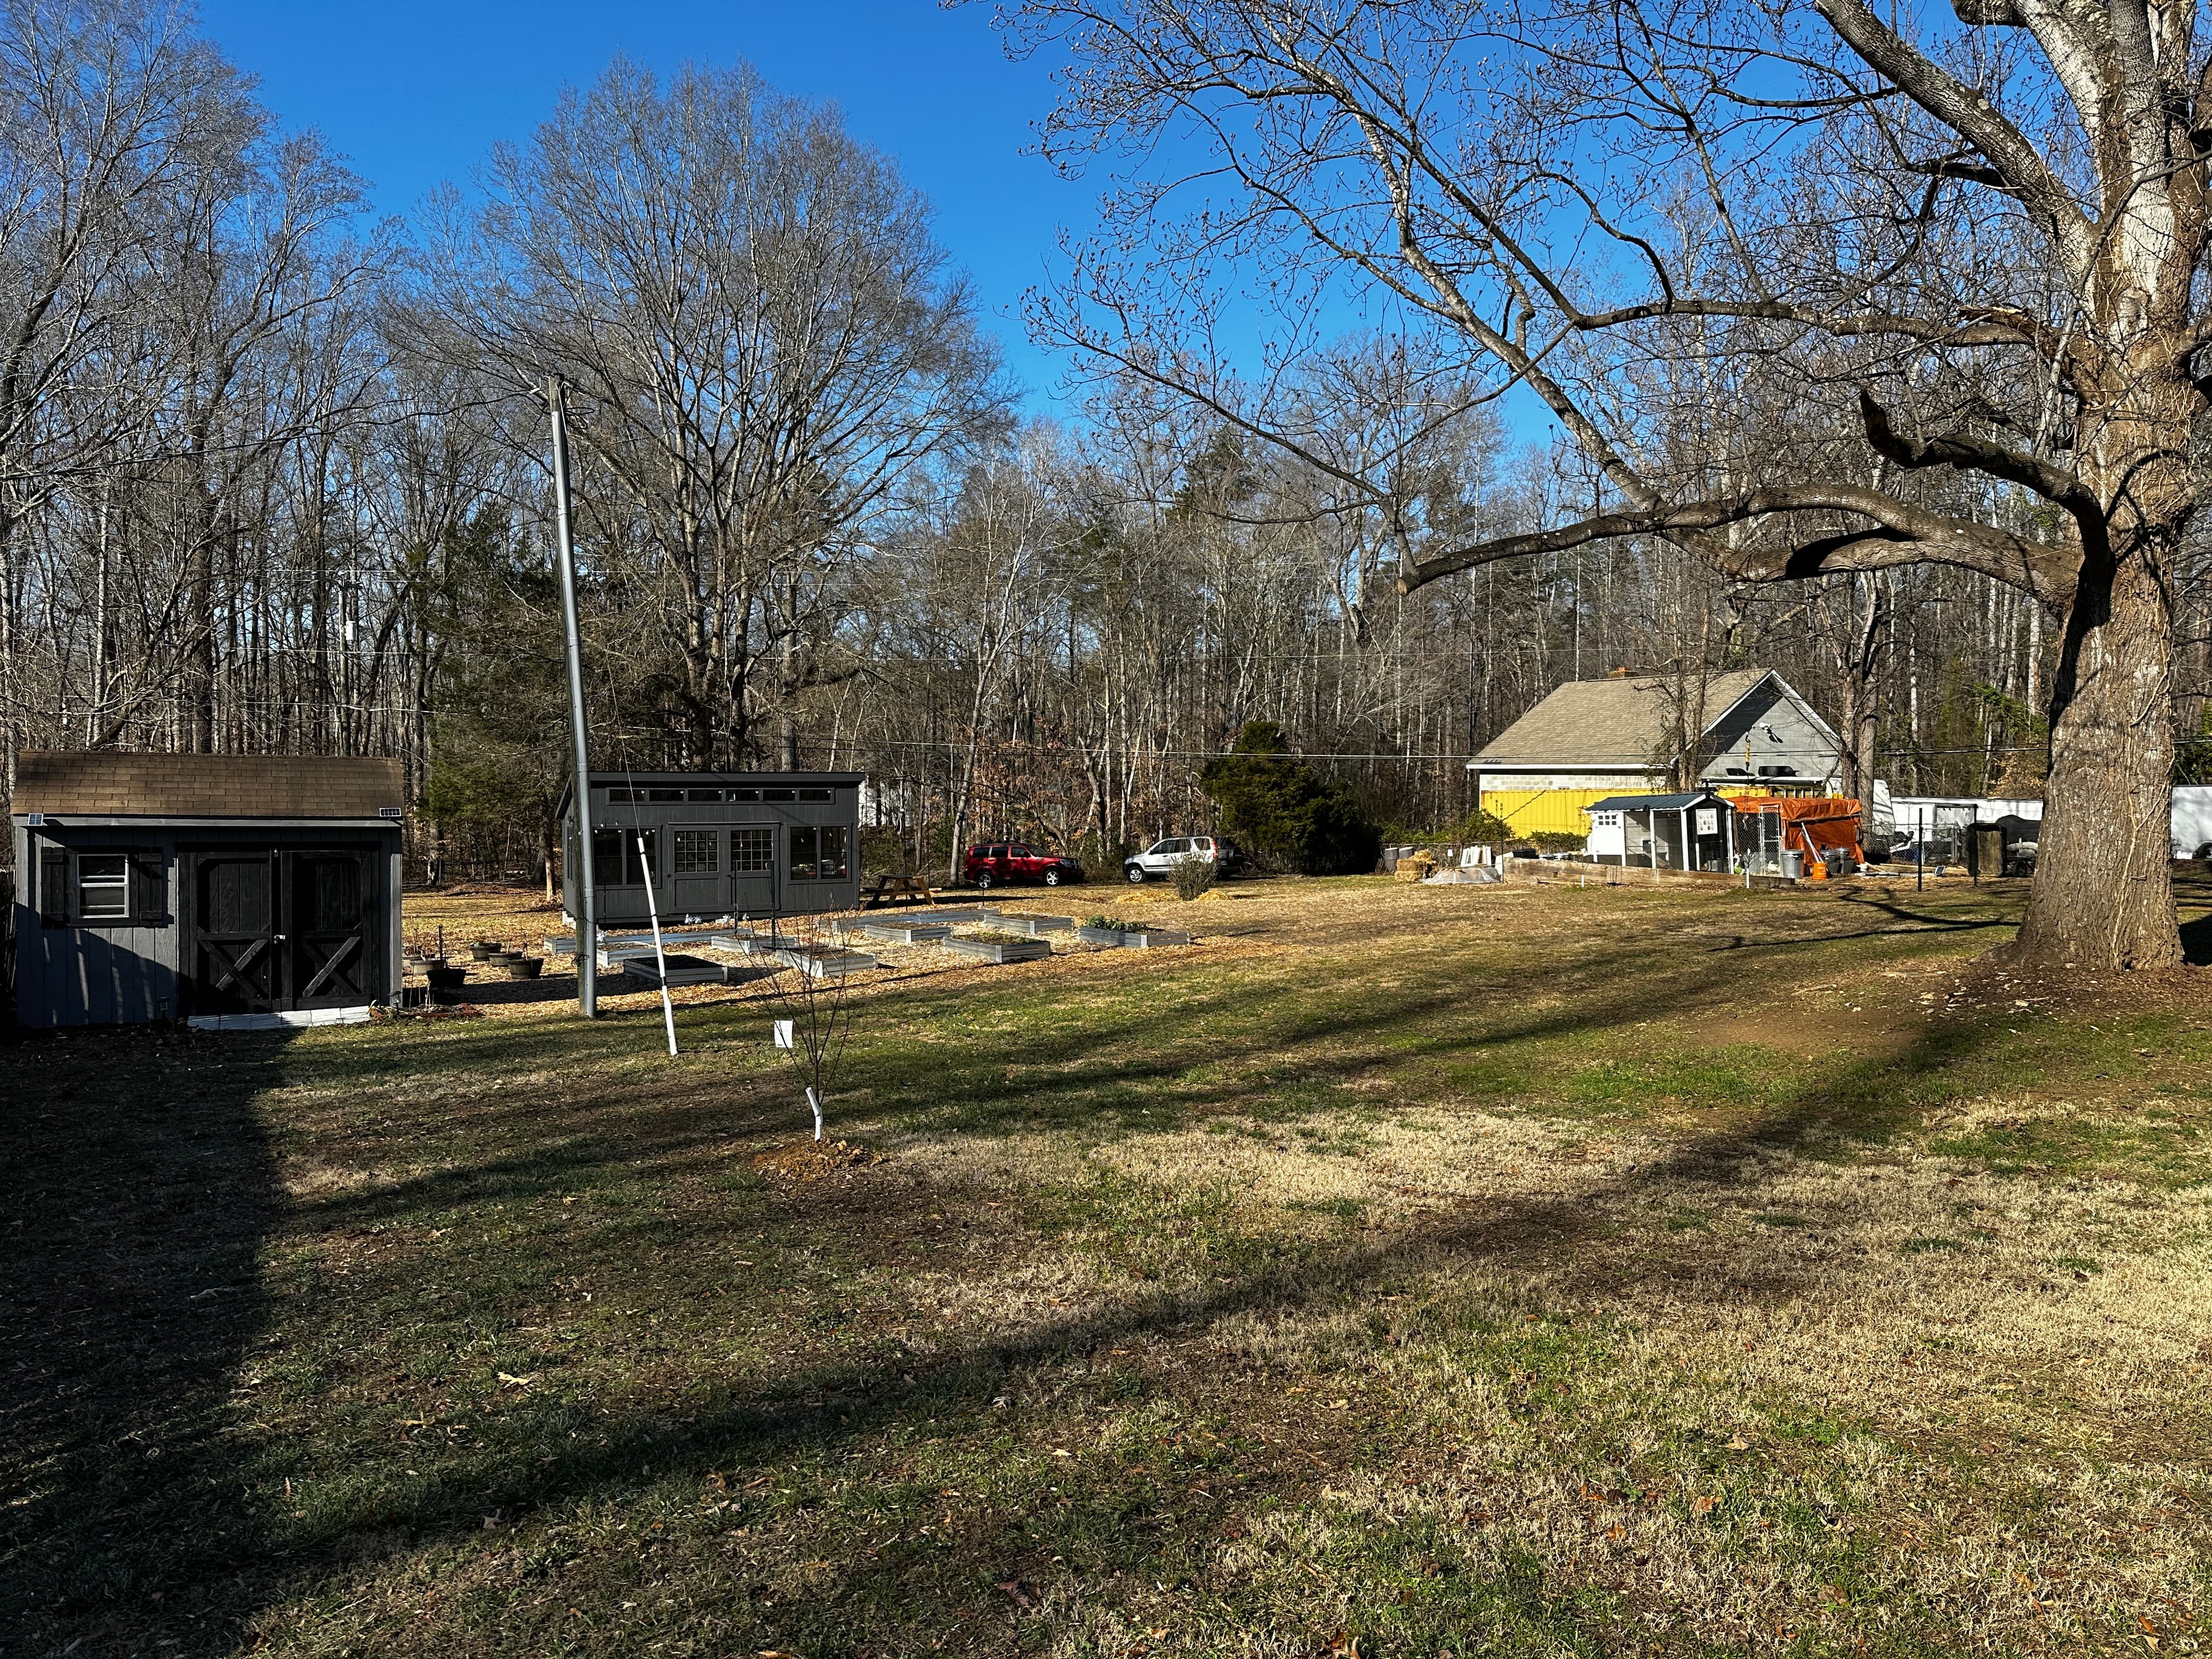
[{"left": 2013, "top": 528, "right": 2181, "bottom": 970}]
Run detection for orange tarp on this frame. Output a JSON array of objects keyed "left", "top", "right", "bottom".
[{"left": 1732, "top": 796, "right": 1865, "bottom": 871}]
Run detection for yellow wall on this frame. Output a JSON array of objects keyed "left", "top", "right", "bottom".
[
  {"left": 1480, "top": 783, "right": 1831, "bottom": 840},
  {"left": 1480, "top": 788, "right": 1619, "bottom": 837}
]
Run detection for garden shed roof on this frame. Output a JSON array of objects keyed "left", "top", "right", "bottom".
[
  {"left": 12, "top": 752, "right": 403, "bottom": 819},
  {"left": 1586, "top": 792, "right": 1733, "bottom": 812}
]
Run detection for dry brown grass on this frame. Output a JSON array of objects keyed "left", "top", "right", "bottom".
[{"left": 7, "top": 873, "right": 2211, "bottom": 1657}]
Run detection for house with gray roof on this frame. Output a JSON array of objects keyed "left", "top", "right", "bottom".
[{"left": 1467, "top": 670, "right": 1844, "bottom": 838}]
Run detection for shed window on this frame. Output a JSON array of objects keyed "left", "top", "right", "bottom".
[
  {"left": 788, "top": 825, "right": 848, "bottom": 881},
  {"left": 726, "top": 788, "right": 760, "bottom": 802},
  {"left": 590, "top": 827, "right": 656, "bottom": 885},
  {"left": 797, "top": 787, "right": 832, "bottom": 802},
  {"left": 605, "top": 787, "right": 638, "bottom": 804},
  {"left": 672, "top": 829, "right": 719, "bottom": 874},
  {"left": 687, "top": 788, "right": 722, "bottom": 802},
  {"left": 729, "top": 828, "right": 773, "bottom": 873},
  {"left": 763, "top": 787, "right": 796, "bottom": 802},
  {"left": 647, "top": 787, "right": 684, "bottom": 802},
  {"left": 77, "top": 854, "right": 130, "bottom": 921}
]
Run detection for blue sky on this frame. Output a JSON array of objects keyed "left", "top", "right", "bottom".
[{"left": 196, "top": 0, "right": 1097, "bottom": 407}]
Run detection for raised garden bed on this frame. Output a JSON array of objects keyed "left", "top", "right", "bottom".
[
  {"left": 713, "top": 932, "right": 808, "bottom": 955},
  {"left": 544, "top": 926, "right": 733, "bottom": 957},
  {"left": 996, "top": 912, "right": 1074, "bottom": 935},
  {"left": 863, "top": 921, "right": 954, "bottom": 944},
  {"left": 942, "top": 934, "right": 1052, "bottom": 964},
  {"left": 618, "top": 953, "right": 728, "bottom": 988},
  {"left": 1077, "top": 924, "right": 1192, "bottom": 948},
  {"left": 775, "top": 946, "right": 879, "bottom": 978}
]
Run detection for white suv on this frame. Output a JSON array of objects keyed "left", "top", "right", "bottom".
[{"left": 1123, "top": 835, "right": 1245, "bottom": 883}]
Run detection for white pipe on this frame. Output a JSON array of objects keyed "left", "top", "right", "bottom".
[
  {"left": 806, "top": 1084, "right": 823, "bottom": 1142},
  {"left": 638, "top": 832, "right": 679, "bottom": 1058}
]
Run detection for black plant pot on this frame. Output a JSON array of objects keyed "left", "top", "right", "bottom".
[
  {"left": 425, "top": 966, "right": 468, "bottom": 991},
  {"left": 503, "top": 958, "right": 544, "bottom": 980}
]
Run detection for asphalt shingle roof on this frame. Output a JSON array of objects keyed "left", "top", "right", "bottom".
[
  {"left": 13, "top": 752, "right": 403, "bottom": 818},
  {"left": 1474, "top": 671, "right": 1771, "bottom": 768}
]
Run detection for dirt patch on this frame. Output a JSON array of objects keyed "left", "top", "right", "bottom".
[
  {"left": 752, "top": 1138, "right": 884, "bottom": 1181},
  {"left": 1694, "top": 1004, "right": 1918, "bottom": 1059},
  {"left": 371, "top": 1001, "right": 485, "bottom": 1024},
  {"left": 1942, "top": 958, "right": 2212, "bottom": 1017}
]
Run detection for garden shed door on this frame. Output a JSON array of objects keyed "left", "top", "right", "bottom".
[
  {"left": 723, "top": 824, "right": 778, "bottom": 916},
  {"left": 185, "top": 851, "right": 282, "bottom": 1014},
  {"left": 184, "top": 847, "right": 383, "bottom": 1014},
  {"left": 289, "top": 849, "right": 381, "bottom": 1009}
]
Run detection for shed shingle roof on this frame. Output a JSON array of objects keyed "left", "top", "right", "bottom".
[
  {"left": 1474, "top": 671, "right": 1770, "bottom": 768},
  {"left": 13, "top": 752, "right": 403, "bottom": 818}
]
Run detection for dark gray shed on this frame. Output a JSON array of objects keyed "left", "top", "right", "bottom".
[
  {"left": 557, "top": 771, "right": 863, "bottom": 926},
  {"left": 9, "top": 752, "right": 404, "bottom": 1029}
]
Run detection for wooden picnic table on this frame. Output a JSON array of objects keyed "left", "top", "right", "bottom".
[{"left": 859, "top": 872, "right": 937, "bottom": 910}]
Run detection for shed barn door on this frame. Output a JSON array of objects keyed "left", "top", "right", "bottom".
[
  {"left": 288, "top": 850, "right": 379, "bottom": 1009},
  {"left": 187, "top": 853, "right": 281, "bottom": 1014}
]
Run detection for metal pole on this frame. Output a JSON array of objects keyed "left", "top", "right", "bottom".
[
  {"left": 1916, "top": 808, "right": 1925, "bottom": 893},
  {"left": 547, "top": 376, "right": 598, "bottom": 1018}
]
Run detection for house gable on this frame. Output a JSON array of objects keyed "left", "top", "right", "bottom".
[{"left": 1700, "top": 677, "right": 1844, "bottom": 789}]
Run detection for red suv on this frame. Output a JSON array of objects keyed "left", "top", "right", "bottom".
[{"left": 963, "top": 842, "right": 1085, "bottom": 889}]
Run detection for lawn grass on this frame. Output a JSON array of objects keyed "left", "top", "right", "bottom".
[{"left": 5, "top": 872, "right": 2211, "bottom": 1656}]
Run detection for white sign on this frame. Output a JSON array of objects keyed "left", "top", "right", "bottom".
[
  {"left": 772, "top": 1018, "right": 794, "bottom": 1050},
  {"left": 1694, "top": 808, "right": 1718, "bottom": 835}
]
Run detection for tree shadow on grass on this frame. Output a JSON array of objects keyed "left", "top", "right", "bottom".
[
  {"left": 219, "top": 990, "right": 2029, "bottom": 1654},
  {"left": 0, "top": 1024, "right": 288, "bottom": 1658},
  {"left": 0, "top": 890, "right": 2046, "bottom": 1653},
  {"left": 282, "top": 899, "right": 1991, "bottom": 1240}
]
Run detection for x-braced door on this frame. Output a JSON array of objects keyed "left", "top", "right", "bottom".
[
  {"left": 289, "top": 849, "right": 379, "bottom": 1008},
  {"left": 188, "top": 851, "right": 281, "bottom": 1014}
]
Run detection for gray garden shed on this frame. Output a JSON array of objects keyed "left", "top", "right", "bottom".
[
  {"left": 557, "top": 771, "right": 863, "bottom": 926},
  {"left": 9, "top": 752, "right": 404, "bottom": 1029}
]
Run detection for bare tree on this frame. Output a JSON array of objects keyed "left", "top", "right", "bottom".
[
  {"left": 419, "top": 58, "right": 1007, "bottom": 769},
  {"left": 0, "top": 0, "right": 252, "bottom": 785},
  {"left": 1013, "top": 0, "right": 2209, "bottom": 968}
]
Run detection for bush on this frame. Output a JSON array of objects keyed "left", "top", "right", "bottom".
[
  {"left": 1527, "top": 830, "right": 1588, "bottom": 855},
  {"left": 1380, "top": 808, "right": 1516, "bottom": 847},
  {"left": 1170, "top": 851, "right": 1217, "bottom": 901},
  {"left": 1200, "top": 721, "right": 1382, "bottom": 875}
]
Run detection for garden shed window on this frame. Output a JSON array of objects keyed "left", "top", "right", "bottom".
[
  {"left": 77, "top": 854, "right": 130, "bottom": 920},
  {"left": 729, "top": 827, "right": 773, "bottom": 873},
  {"left": 590, "top": 827, "right": 656, "bottom": 885},
  {"left": 789, "top": 825, "right": 848, "bottom": 881},
  {"left": 672, "top": 829, "right": 719, "bottom": 874}
]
